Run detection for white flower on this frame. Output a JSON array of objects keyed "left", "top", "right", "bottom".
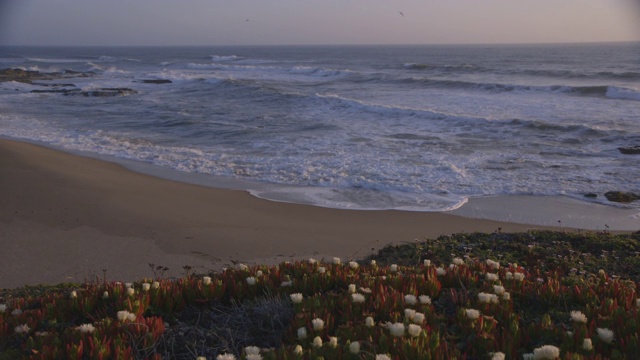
[
  {"left": 127, "top": 288, "right": 136, "bottom": 296},
  {"left": 486, "top": 273, "right": 499, "bottom": 281},
  {"left": 486, "top": 259, "right": 500, "bottom": 269},
  {"left": 0, "top": 304, "right": 6, "bottom": 313},
  {"left": 491, "top": 352, "right": 505, "bottom": 360},
  {"left": 14, "top": 324, "right": 30, "bottom": 334},
  {"left": 523, "top": 353, "right": 534, "bottom": 360},
  {"left": 582, "top": 338, "right": 593, "bottom": 351},
  {"left": 493, "top": 285, "right": 505, "bottom": 295},
  {"left": 329, "top": 336, "right": 338, "bottom": 348},
  {"left": 570, "top": 310, "right": 587, "bottom": 323},
  {"left": 413, "top": 312, "right": 425, "bottom": 324},
  {"left": 246, "top": 355, "right": 262, "bottom": 360},
  {"left": 308, "top": 258, "right": 317, "bottom": 264},
  {"left": 293, "top": 345, "right": 303, "bottom": 355},
  {"left": 478, "top": 292, "right": 498, "bottom": 304},
  {"left": 125, "top": 283, "right": 133, "bottom": 289},
  {"left": 404, "top": 308, "right": 416, "bottom": 320},
  {"left": 370, "top": 259, "right": 377, "bottom": 266},
  {"left": 332, "top": 257, "right": 341, "bottom": 265},
  {"left": 436, "top": 267, "right": 446, "bottom": 276},
  {"left": 11, "top": 309, "right": 22, "bottom": 316},
  {"left": 117, "top": 310, "right": 130, "bottom": 321},
  {"left": 351, "top": 293, "right": 365, "bottom": 303},
  {"left": 596, "top": 327, "right": 614, "bottom": 343},
  {"left": 532, "top": 345, "right": 560, "bottom": 360},
  {"left": 348, "top": 284, "right": 357, "bottom": 293},
  {"left": 70, "top": 291, "right": 77, "bottom": 298},
  {"left": 536, "top": 278, "right": 544, "bottom": 283},
  {"left": 376, "top": 355, "right": 391, "bottom": 360},
  {"left": 203, "top": 276, "right": 212, "bottom": 285},
  {"left": 503, "top": 292, "right": 511, "bottom": 301},
  {"left": 365, "top": 316, "right": 375, "bottom": 327},
  {"left": 452, "top": 257, "right": 464, "bottom": 265},
  {"left": 313, "top": 336, "right": 323, "bottom": 348},
  {"left": 404, "top": 294, "right": 417, "bottom": 305},
  {"left": 349, "top": 261, "right": 359, "bottom": 269},
  {"left": 407, "top": 324, "right": 421, "bottom": 337},
  {"left": 142, "top": 283, "right": 151, "bottom": 292},
  {"left": 281, "top": 280, "right": 293, "bottom": 287},
  {"left": 424, "top": 259, "right": 431, "bottom": 266},
  {"left": 312, "top": 318, "right": 325, "bottom": 331},
  {"left": 76, "top": 323, "right": 95, "bottom": 333},
  {"left": 197, "top": 356, "right": 206, "bottom": 360},
  {"left": 152, "top": 281, "right": 160, "bottom": 289},
  {"left": 256, "top": 270, "right": 263, "bottom": 277},
  {"left": 127, "top": 313, "right": 137, "bottom": 322},
  {"left": 236, "top": 263, "right": 249, "bottom": 271},
  {"left": 390, "top": 264, "right": 398, "bottom": 272},
  {"left": 297, "top": 327, "right": 307, "bottom": 340},
  {"left": 419, "top": 295, "right": 431, "bottom": 304},
  {"left": 349, "top": 341, "right": 360, "bottom": 354},
  {"left": 360, "top": 287, "right": 372, "bottom": 294},
  {"left": 318, "top": 266, "right": 326, "bottom": 273},
  {"left": 103, "top": 291, "right": 109, "bottom": 299},
  {"left": 246, "top": 276, "right": 257, "bottom": 285},
  {"left": 245, "top": 346, "right": 261, "bottom": 355},
  {"left": 505, "top": 271, "right": 513, "bottom": 280},
  {"left": 290, "top": 293, "right": 303, "bottom": 304},
  {"left": 514, "top": 272, "right": 525, "bottom": 281},
  {"left": 217, "top": 354, "right": 236, "bottom": 360},
  {"left": 465, "top": 308, "right": 480, "bottom": 320},
  {"left": 388, "top": 322, "right": 405, "bottom": 337}
]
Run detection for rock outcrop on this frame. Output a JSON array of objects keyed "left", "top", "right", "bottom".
[{"left": 604, "top": 191, "right": 640, "bottom": 203}]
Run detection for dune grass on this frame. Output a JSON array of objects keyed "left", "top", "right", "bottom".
[{"left": 1, "top": 230, "right": 639, "bottom": 359}]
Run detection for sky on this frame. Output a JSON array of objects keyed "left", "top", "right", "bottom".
[{"left": 1, "top": 0, "right": 639, "bottom": 46}]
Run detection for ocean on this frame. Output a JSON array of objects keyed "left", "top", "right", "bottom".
[{"left": 1, "top": 43, "right": 639, "bottom": 213}]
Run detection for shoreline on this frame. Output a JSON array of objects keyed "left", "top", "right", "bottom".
[{"left": 0, "top": 138, "right": 635, "bottom": 289}]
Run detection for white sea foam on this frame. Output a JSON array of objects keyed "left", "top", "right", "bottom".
[
  {"left": 210, "top": 55, "right": 243, "bottom": 62},
  {"left": 605, "top": 86, "right": 640, "bottom": 101}
]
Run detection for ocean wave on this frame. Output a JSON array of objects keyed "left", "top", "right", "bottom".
[{"left": 210, "top": 54, "right": 243, "bottom": 62}]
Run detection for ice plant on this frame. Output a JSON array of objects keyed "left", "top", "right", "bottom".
[
  {"left": 217, "top": 354, "right": 236, "bottom": 360},
  {"left": 465, "top": 308, "right": 480, "bottom": 320},
  {"left": 365, "top": 316, "right": 375, "bottom": 327},
  {"left": 404, "top": 294, "right": 417, "bottom": 305},
  {"left": 349, "top": 284, "right": 357, "bottom": 293},
  {"left": 329, "top": 336, "right": 338, "bottom": 348},
  {"left": 297, "top": 327, "right": 307, "bottom": 340},
  {"left": 246, "top": 355, "right": 262, "bottom": 360},
  {"left": 493, "top": 285, "right": 505, "bottom": 295},
  {"left": 486, "top": 273, "right": 499, "bottom": 281},
  {"left": 332, "top": 257, "right": 341, "bottom": 265},
  {"left": 491, "top": 352, "right": 505, "bottom": 360},
  {"left": 413, "top": 312, "right": 425, "bottom": 324},
  {"left": 570, "top": 310, "right": 587, "bottom": 323},
  {"left": 76, "top": 323, "right": 95, "bottom": 333},
  {"left": 532, "top": 345, "right": 560, "bottom": 360},
  {"left": 486, "top": 259, "right": 500, "bottom": 269},
  {"left": 349, "top": 341, "right": 360, "bottom": 354},
  {"left": 313, "top": 336, "right": 322, "bottom": 348},
  {"left": 404, "top": 308, "right": 416, "bottom": 320},
  {"left": 142, "top": 283, "right": 151, "bottom": 292},
  {"left": 312, "top": 318, "right": 325, "bottom": 331},
  {"left": 419, "top": 295, "right": 431, "bottom": 304},
  {"left": 582, "top": 338, "right": 593, "bottom": 351},
  {"left": 349, "top": 261, "right": 359, "bottom": 269},
  {"left": 596, "top": 328, "right": 614, "bottom": 343},
  {"left": 408, "top": 324, "right": 421, "bottom": 337},
  {"left": 245, "top": 346, "right": 260, "bottom": 355},
  {"left": 246, "top": 276, "right": 257, "bottom": 285},
  {"left": 453, "top": 257, "right": 464, "bottom": 265},
  {"left": 478, "top": 292, "right": 498, "bottom": 304},
  {"left": 203, "top": 276, "right": 212, "bottom": 285},
  {"left": 514, "top": 272, "right": 525, "bottom": 281},
  {"left": 14, "top": 324, "right": 30, "bottom": 334},
  {"left": 388, "top": 322, "right": 405, "bottom": 337},
  {"left": 290, "top": 293, "right": 303, "bottom": 304},
  {"left": 352, "top": 293, "right": 365, "bottom": 303},
  {"left": 436, "top": 267, "right": 446, "bottom": 276},
  {"left": 390, "top": 264, "right": 398, "bottom": 272}
]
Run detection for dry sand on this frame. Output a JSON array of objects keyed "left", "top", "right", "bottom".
[{"left": 1, "top": 139, "right": 556, "bottom": 289}]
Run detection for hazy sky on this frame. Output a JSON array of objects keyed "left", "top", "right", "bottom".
[{"left": 1, "top": 0, "right": 639, "bottom": 46}]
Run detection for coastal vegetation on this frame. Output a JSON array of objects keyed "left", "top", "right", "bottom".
[{"left": 1, "top": 230, "right": 639, "bottom": 359}]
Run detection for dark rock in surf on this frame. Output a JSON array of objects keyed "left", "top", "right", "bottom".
[
  {"left": 584, "top": 193, "right": 598, "bottom": 198},
  {"left": 618, "top": 146, "right": 640, "bottom": 155},
  {"left": 138, "top": 79, "right": 172, "bottom": 84},
  {"left": 31, "top": 87, "right": 137, "bottom": 97},
  {"left": 604, "top": 191, "right": 640, "bottom": 203}
]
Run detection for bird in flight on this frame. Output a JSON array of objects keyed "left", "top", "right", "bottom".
[{"left": 398, "top": 11, "right": 404, "bottom": 17}]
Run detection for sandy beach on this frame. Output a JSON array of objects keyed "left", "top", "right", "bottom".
[{"left": 0, "top": 139, "right": 590, "bottom": 289}]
